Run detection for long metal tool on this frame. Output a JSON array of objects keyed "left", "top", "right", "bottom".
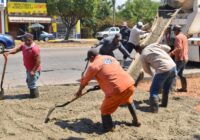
[
  {"left": 0, "top": 53, "right": 8, "bottom": 100},
  {"left": 44, "top": 85, "right": 100, "bottom": 123}
]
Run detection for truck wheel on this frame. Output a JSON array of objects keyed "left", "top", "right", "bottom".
[
  {"left": 97, "top": 37, "right": 103, "bottom": 40},
  {"left": 44, "top": 37, "right": 49, "bottom": 42},
  {"left": 0, "top": 43, "right": 6, "bottom": 53},
  {"left": 103, "top": 34, "right": 108, "bottom": 38}
]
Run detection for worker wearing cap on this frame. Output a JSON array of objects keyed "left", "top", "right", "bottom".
[
  {"left": 5, "top": 33, "right": 41, "bottom": 98},
  {"left": 95, "top": 33, "right": 132, "bottom": 59},
  {"left": 120, "top": 22, "right": 131, "bottom": 47},
  {"left": 169, "top": 25, "right": 188, "bottom": 92},
  {"left": 134, "top": 43, "right": 176, "bottom": 113},
  {"left": 75, "top": 48, "right": 141, "bottom": 132},
  {"left": 126, "top": 22, "right": 149, "bottom": 55},
  {"left": 162, "top": 25, "right": 175, "bottom": 54}
]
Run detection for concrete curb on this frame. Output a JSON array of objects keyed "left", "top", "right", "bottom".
[{"left": 40, "top": 72, "right": 200, "bottom": 88}]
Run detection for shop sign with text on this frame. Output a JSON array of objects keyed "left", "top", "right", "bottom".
[{"left": 7, "top": 2, "right": 47, "bottom": 15}]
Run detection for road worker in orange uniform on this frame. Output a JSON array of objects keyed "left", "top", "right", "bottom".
[{"left": 75, "top": 48, "right": 141, "bottom": 132}]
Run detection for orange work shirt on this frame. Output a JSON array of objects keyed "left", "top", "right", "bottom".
[
  {"left": 171, "top": 33, "right": 188, "bottom": 61},
  {"left": 80, "top": 55, "right": 134, "bottom": 97}
]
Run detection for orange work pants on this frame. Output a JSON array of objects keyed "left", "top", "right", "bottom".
[{"left": 100, "top": 85, "right": 134, "bottom": 115}]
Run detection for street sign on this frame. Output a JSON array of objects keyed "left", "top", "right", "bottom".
[{"left": 0, "top": 0, "right": 6, "bottom": 7}]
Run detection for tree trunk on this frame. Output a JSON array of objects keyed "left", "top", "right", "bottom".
[{"left": 65, "top": 27, "right": 72, "bottom": 40}]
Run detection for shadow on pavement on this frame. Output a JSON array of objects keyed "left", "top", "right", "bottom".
[
  {"left": 55, "top": 118, "right": 135, "bottom": 135},
  {"left": 60, "top": 137, "right": 85, "bottom": 140},
  {"left": 3, "top": 93, "right": 30, "bottom": 100},
  {"left": 193, "top": 135, "right": 200, "bottom": 140}
]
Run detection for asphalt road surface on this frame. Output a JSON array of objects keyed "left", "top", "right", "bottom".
[{"left": 0, "top": 47, "right": 199, "bottom": 89}]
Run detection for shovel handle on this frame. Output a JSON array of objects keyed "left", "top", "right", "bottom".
[
  {"left": 56, "top": 85, "right": 100, "bottom": 108},
  {"left": 44, "top": 85, "right": 100, "bottom": 123},
  {"left": 55, "top": 91, "right": 89, "bottom": 108},
  {"left": 44, "top": 91, "right": 88, "bottom": 123},
  {"left": 1, "top": 54, "right": 8, "bottom": 89}
]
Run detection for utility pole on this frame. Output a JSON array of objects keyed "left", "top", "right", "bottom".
[
  {"left": 0, "top": 0, "right": 5, "bottom": 34},
  {"left": 112, "top": 0, "right": 116, "bottom": 26}
]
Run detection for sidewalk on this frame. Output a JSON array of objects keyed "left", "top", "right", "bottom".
[{"left": 15, "top": 39, "right": 98, "bottom": 48}]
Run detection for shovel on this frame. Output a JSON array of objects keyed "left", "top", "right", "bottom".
[
  {"left": 44, "top": 85, "right": 100, "bottom": 123},
  {"left": 0, "top": 53, "right": 8, "bottom": 100}
]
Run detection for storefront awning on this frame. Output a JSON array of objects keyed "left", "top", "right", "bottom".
[{"left": 8, "top": 16, "right": 52, "bottom": 23}]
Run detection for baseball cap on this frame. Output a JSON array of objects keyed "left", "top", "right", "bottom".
[
  {"left": 172, "top": 25, "right": 181, "bottom": 31},
  {"left": 85, "top": 48, "right": 98, "bottom": 61},
  {"left": 137, "top": 22, "right": 144, "bottom": 28},
  {"left": 24, "top": 33, "right": 33, "bottom": 40}
]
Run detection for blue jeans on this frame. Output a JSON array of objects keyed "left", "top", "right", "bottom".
[
  {"left": 150, "top": 67, "right": 177, "bottom": 98},
  {"left": 171, "top": 60, "right": 187, "bottom": 88},
  {"left": 175, "top": 60, "right": 187, "bottom": 78},
  {"left": 26, "top": 71, "right": 41, "bottom": 89}
]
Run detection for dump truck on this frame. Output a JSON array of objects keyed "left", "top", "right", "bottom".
[
  {"left": 127, "top": 1, "right": 180, "bottom": 81},
  {"left": 128, "top": 0, "right": 200, "bottom": 82},
  {"left": 161, "top": 0, "right": 200, "bottom": 62}
]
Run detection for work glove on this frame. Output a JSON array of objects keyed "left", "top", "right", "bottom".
[{"left": 87, "top": 85, "right": 101, "bottom": 92}]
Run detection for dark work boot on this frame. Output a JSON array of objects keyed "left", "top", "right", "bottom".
[
  {"left": 149, "top": 96, "right": 159, "bottom": 113},
  {"left": 127, "top": 103, "right": 141, "bottom": 127},
  {"left": 30, "top": 88, "right": 39, "bottom": 98},
  {"left": 160, "top": 93, "right": 169, "bottom": 107},
  {"left": 101, "top": 115, "right": 114, "bottom": 132},
  {"left": 177, "top": 77, "right": 187, "bottom": 92}
]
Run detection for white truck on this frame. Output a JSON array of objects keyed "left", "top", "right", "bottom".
[
  {"left": 95, "top": 27, "right": 120, "bottom": 40},
  {"left": 160, "top": 0, "right": 200, "bottom": 62}
]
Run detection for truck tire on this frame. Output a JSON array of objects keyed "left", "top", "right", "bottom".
[
  {"left": 44, "top": 37, "right": 49, "bottom": 42},
  {"left": 0, "top": 42, "right": 6, "bottom": 53},
  {"left": 103, "top": 34, "right": 108, "bottom": 38},
  {"left": 97, "top": 37, "right": 103, "bottom": 40}
]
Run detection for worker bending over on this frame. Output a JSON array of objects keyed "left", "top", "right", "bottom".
[
  {"left": 134, "top": 43, "right": 176, "bottom": 113},
  {"left": 75, "top": 48, "right": 140, "bottom": 132}
]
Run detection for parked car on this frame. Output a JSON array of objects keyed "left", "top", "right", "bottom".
[
  {"left": 17, "top": 31, "right": 55, "bottom": 42},
  {"left": 0, "top": 34, "right": 15, "bottom": 52},
  {"left": 39, "top": 31, "right": 55, "bottom": 41},
  {"left": 96, "top": 27, "right": 120, "bottom": 40}
]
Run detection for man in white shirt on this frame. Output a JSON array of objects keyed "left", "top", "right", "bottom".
[{"left": 126, "top": 22, "right": 148, "bottom": 55}]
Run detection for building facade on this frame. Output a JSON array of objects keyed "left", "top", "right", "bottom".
[{"left": 6, "top": 0, "right": 53, "bottom": 38}]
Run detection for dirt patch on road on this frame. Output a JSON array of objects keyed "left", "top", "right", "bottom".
[
  {"left": 137, "top": 76, "right": 200, "bottom": 99},
  {"left": 1, "top": 76, "right": 200, "bottom": 140}
]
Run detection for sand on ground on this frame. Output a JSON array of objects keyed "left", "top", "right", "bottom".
[{"left": 0, "top": 77, "right": 200, "bottom": 140}]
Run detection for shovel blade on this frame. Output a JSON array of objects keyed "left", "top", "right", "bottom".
[{"left": 44, "top": 106, "right": 56, "bottom": 123}]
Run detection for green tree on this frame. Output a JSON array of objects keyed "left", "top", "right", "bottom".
[
  {"left": 96, "top": 0, "right": 112, "bottom": 20},
  {"left": 81, "top": 0, "right": 113, "bottom": 37},
  {"left": 118, "top": 0, "right": 159, "bottom": 24},
  {"left": 111, "top": 0, "right": 116, "bottom": 26},
  {"left": 47, "top": 0, "right": 97, "bottom": 40}
]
